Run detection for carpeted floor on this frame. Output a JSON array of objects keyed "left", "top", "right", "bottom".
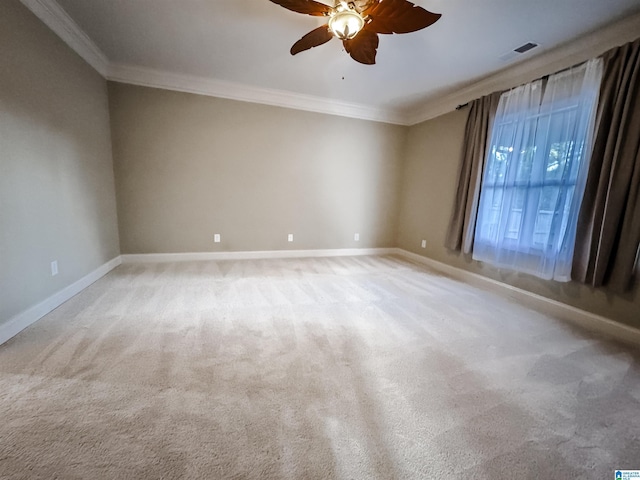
[{"left": 0, "top": 255, "right": 638, "bottom": 479}]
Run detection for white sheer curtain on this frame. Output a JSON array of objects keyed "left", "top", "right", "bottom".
[{"left": 473, "top": 58, "right": 603, "bottom": 281}]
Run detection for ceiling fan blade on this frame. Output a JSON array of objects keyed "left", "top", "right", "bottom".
[
  {"left": 291, "top": 25, "right": 334, "bottom": 55},
  {"left": 360, "top": 0, "right": 381, "bottom": 15},
  {"left": 268, "top": 0, "right": 333, "bottom": 16},
  {"left": 365, "top": 0, "right": 441, "bottom": 34},
  {"left": 343, "top": 28, "right": 379, "bottom": 65}
]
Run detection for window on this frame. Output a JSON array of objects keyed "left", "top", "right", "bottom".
[{"left": 472, "top": 59, "right": 603, "bottom": 281}]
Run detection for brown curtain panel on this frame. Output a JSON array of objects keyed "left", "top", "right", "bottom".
[
  {"left": 573, "top": 38, "right": 640, "bottom": 291},
  {"left": 445, "top": 92, "right": 502, "bottom": 253}
]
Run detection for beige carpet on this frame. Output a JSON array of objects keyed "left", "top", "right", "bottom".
[{"left": 1, "top": 255, "right": 639, "bottom": 479}]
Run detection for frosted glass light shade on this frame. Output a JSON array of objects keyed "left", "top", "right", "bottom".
[{"left": 328, "top": 11, "right": 364, "bottom": 40}]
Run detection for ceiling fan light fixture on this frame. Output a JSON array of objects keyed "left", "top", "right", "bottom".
[
  {"left": 269, "top": 0, "right": 442, "bottom": 64},
  {"left": 328, "top": 10, "right": 364, "bottom": 40}
]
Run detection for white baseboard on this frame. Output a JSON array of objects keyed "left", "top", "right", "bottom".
[
  {"left": 121, "top": 248, "right": 397, "bottom": 263},
  {"left": 395, "top": 249, "right": 640, "bottom": 346},
  {"left": 5, "top": 249, "right": 636, "bottom": 347},
  {"left": 0, "top": 256, "right": 122, "bottom": 346}
]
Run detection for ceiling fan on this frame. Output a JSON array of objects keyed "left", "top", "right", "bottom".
[{"left": 268, "top": 0, "right": 441, "bottom": 65}]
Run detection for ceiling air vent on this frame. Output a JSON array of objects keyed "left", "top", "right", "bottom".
[
  {"left": 514, "top": 42, "right": 538, "bottom": 54},
  {"left": 499, "top": 42, "right": 540, "bottom": 62}
]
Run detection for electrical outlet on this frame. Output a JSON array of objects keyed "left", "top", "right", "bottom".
[
  {"left": 214, "top": 234, "right": 221, "bottom": 243},
  {"left": 421, "top": 240, "right": 427, "bottom": 248},
  {"left": 287, "top": 234, "right": 294, "bottom": 242},
  {"left": 51, "top": 260, "right": 58, "bottom": 276},
  {"left": 354, "top": 233, "right": 360, "bottom": 241}
]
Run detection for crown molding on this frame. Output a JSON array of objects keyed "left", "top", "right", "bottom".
[
  {"left": 21, "top": 0, "right": 640, "bottom": 127},
  {"left": 20, "top": 0, "right": 109, "bottom": 77},
  {"left": 20, "top": 0, "right": 407, "bottom": 125},
  {"left": 404, "top": 11, "right": 640, "bottom": 126},
  {"left": 19, "top": 0, "right": 407, "bottom": 125},
  {"left": 107, "top": 64, "right": 408, "bottom": 125}
]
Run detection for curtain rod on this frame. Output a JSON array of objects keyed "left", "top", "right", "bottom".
[{"left": 455, "top": 56, "right": 601, "bottom": 112}]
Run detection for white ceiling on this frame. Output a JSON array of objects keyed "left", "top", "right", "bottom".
[{"left": 25, "top": 0, "right": 640, "bottom": 123}]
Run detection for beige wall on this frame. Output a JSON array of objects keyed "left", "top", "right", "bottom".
[
  {"left": 396, "top": 109, "right": 640, "bottom": 328},
  {"left": 108, "top": 83, "right": 406, "bottom": 253},
  {"left": 0, "top": 1, "right": 120, "bottom": 325}
]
